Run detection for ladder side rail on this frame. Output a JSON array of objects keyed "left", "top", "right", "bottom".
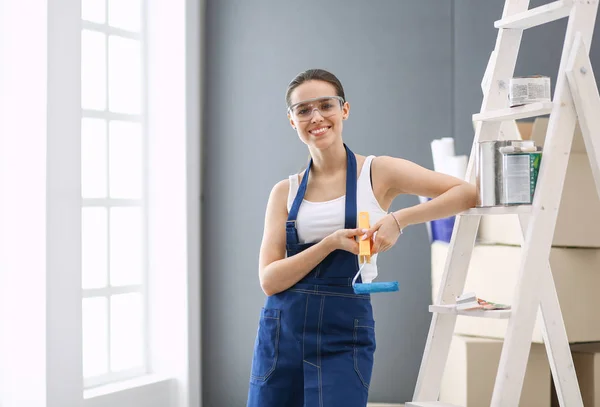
[
  {"left": 490, "top": 4, "right": 599, "bottom": 406},
  {"left": 517, "top": 213, "right": 583, "bottom": 407},
  {"left": 411, "top": 216, "right": 479, "bottom": 401},
  {"left": 412, "top": 1, "right": 531, "bottom": 399},
  {"left": 565, "top": 33, "right": 600, "bottom": 202}
]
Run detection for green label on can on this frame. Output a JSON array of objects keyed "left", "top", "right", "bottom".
[
  {"left": 529, "top": 152, "right": 541, "bottom": 202},
  {"left": 503, "top": 152, "right": 542, "bottom": 204}
]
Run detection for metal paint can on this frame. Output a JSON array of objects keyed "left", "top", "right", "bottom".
[
  {"left": 501, "top": 148, "right": 542, "bottom": 205},
  {"left": 509, "top": 75, "right": 551, "bottom": 107},
  {"left": 477, "top": 141, "right": 509, "bottom": 207},
  {"left": 476, "top": 140, "right": 542, "bottom": 207}
]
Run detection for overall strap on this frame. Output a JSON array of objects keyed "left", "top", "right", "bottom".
[
  {"left": 344, "top": 144, "right": 357, "bottom": 230},
  {"left": 286, "top": 159, "right": 311, "bottom": 246},
  {"left": 286, "top": 144, "right": 357, "bottom": 246}
]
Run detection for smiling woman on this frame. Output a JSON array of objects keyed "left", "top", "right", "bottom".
[{"left": 246, "top": 68, "right": 477, "bottom": 407}]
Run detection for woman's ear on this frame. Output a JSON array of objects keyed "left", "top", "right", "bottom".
[
  {"left": 342, "top": 101, "right": 350, "bottom": 120},
  {"left": 288, "top": 114, "right": 296, "bottom": 129}
]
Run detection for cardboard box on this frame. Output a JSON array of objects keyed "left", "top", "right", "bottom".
[
  {"left": 572, "top": 343, "right": 600, "bottom": 407},
  {"left": 441, "top": 335, "right": 550, "bottom": 407},
  {"left": 551, "top": 343, "right": 600, "bottom": 407},
  {"left": 478, "top": 118, "right": 600, "bottom": 248},
  {"left": 525, "top": 117, "right": 587, "bottom": 154},
  {"left": 431, "top": 242, "right": 600, "bottom": 343}
]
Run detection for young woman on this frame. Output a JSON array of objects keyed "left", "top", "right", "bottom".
[{"left": 247, "top": 69, "right": 477, "bottom": 407}]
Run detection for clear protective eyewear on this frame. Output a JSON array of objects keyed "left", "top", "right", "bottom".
[{"left": 287, "top": 96, "right": 345, "bottom": 122}]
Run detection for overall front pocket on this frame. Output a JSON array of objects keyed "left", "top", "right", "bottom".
[
  {"left": 250, "top": 308, "right": 281, "bottom": 381},
  {"left": 353, "top": 317, "right": 376, "bottom": 389}
]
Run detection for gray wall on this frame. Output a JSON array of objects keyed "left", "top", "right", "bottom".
[{"left": 202, "top": 1, "right": 600, "bottom": 405}]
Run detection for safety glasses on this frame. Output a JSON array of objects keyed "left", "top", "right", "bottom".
[{"left": 287, "top": 96, "right": 345, "bottom": 122}]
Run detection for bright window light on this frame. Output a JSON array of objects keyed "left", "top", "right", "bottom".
[
  {"left": 108, "top": 0, "right": 142, "bottom": 32},
  {"left": 81, "top": 118, "right": 108, "bottom": 198},
  {"left": 82, "top": 297, "right": 109, "bottom": 378},
  {"left": 80, "top": 0, "right": 147, "bottom": 389},
  {"left": 110, "top": 293, "right": 144, "bottom": 371},
  {"left": 81, "top": 30, "right": 107, "bottom": 111},
  {"left": 109, "top": 207, "right": 143, "bottom": 286},
  {"left": 108, "top": 37, "right": 142, "bottom": 115},
  {"left": 82, "top": 207, "right": 109, "bottom": 289},
  {"left": 109, "top": 121, "right": 143, "bottom": 199},
  {"left": 82, "top": 0, "right": 106, "bottom": 24}
]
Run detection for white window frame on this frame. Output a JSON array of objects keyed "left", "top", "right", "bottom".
[
  {"left": 80, "top": 0, "right": 150, "bottom": 389},
  {"left": 1, "top": 0, "right": 201, "bottom": 405}
]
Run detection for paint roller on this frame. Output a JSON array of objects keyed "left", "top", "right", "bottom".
[{"left": 351, "top": 211, "right": 399, "bottom": 294}]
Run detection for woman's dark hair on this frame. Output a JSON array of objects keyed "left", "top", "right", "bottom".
[{"left": 285, "top": 69, "right": 346, "bottom": 107}]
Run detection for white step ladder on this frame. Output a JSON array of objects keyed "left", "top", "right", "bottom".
[{"left": 407, "top": 1, "right": 600, "bottom": 406}]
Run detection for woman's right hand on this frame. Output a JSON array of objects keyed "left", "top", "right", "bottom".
[{"left": 325, "top": 228, "right": 366, "bottom": 255}]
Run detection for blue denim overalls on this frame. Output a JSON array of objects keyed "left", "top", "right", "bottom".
[{"left": 247, "top": 145, "right": 376, "bottom": 407}]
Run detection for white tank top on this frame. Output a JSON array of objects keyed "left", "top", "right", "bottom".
[{"left": 286, "top": 155, "right": 388, "bottom": 283}]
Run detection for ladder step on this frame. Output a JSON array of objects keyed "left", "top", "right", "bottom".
[
  {"left": 429, "top": 304, "right": 512, "bottom": 319},
  {"left": 406, "top": 402, "right": 463, "bottom": 407},
  {"left": 495, "top": 0, "right": 572, "bottom": 30},
  {"left": 461, "top": 205, "right": 531, "bottom": 216},
  {"left": 473, "top": 101, "right": 553, "bottom": 122}
]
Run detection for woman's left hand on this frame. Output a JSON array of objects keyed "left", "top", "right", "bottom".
[{"left": 361, "top": 213, "right": 403, "bottom": 254}]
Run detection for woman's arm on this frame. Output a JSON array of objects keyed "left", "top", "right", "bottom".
[
  {"left": 258, "top": 179, "right": 364, "bottom": 296},
  {"left": 364, "top": 156, "right": 477, "bottom": 253},
  {"left": 381, "top": 156, "right": 477, "bottom": 227}
]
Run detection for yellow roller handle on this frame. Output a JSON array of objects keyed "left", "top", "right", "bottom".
[{"left": 358, "top": 211, "right": 371, "bottom": 264}]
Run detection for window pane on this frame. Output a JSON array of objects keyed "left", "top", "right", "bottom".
[
  {"left": 82, "top": 207, "right": 108, "bottom": 289},
  {"left": 82, "top": 0, "right": 106, "bottom": 24},
  {"left": 110, "top": 207, "right": 143, "bottom": 286},
  {"left": 83, "top": 297, "right": 109, "bottom": 377},
  {"left": 108, "top": 36, "right": 141, "bottom": 115},
  {"left": 110, "top": 293, "right": 144, "bottom": 372},
  {"left": 81, "top": 118, "right": 107, "bottom": 198},
  {"left": 82, "top": 30, "right": 107, "bottom": 111},
  {"left": 109, "top": 121, "right": 142, "bottom": 199},
  {"left": 108, "top": 0, "right": 141, "bottom": 32}
]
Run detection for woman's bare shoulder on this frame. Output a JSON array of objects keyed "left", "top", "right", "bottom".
[
  {"left": 266, "top": 178, "right": 292, "bottom": 212},
  {"left": 270, "top": 177, "right": 290, "bottom": 198}
]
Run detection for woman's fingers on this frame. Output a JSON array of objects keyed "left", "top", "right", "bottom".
[
  {"left": 347, "top": 228, "right": 366, "bottom": 237},
  {"left": 361, "top": 223, "right": 381, "bottom": 241}
]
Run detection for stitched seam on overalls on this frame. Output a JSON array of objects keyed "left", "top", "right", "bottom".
[
  {"left": 317, "top": 296, "right": 325, "bottom": 407},
  {"left": 291, "top": 287, "right": 317, "bottom": 294},
  {"left": 317, "top": 296, "right": 324, "bottom": 367},
  {"left": 318, "top": 365, "right": 324, "bottom": 407},
  {"left": 289, "top": 289, "right": 369, "bottom": 299},
  {"left": 302, "top": 359, "right": 319, "bottom": 368},
  {"left": 302, "top": 294, "right": 309, "bottom": 362},
  {"left": 353, "top": 319, "right": 370, "bottom": 389},
  {"left": 250, "top": 315, "right": 280, "bottom": 381}
]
